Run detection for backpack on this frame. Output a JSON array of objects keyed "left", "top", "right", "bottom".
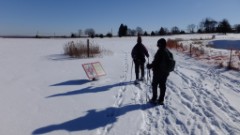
[{"left": 166, "top": 50, "right": 175, "bottom": 72}]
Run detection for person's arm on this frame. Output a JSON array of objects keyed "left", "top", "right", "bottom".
[
  {"left": 147, "top": 50, "right": 161, "bottom": 69},
  {"left": 142, "top": 45, "right": 149, "bottom": 58},
  {"left": 152, "top": 50, "right": 161, "bottom": 66},
  {"left": 131, "top": 47, "right": 135, "bottom": 59}
]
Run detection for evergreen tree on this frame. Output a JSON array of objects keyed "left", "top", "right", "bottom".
[
  {"left": 217, "top": 19, "right": 232, "bottom": 34},
  {"left": 143, "top": 31, "right": 148, "bottom": 36},
  {"left": 159, "top": 27, "right": 166, "bottom": 35},
  {"left": 106, "top": 33, "right": 113, "bottom": 37},
  {"left": 118, "top": 24, "right": 128, "bottom": 37},
  {"left": 200, "top": 18, "right": 217, "bottom": 33},
  {"left": 151, "top": 31, "right": 155, "bottom": 36},
  {"left": 234, "top": 24, "right": 240, "bottom": 33},
  {"left": 99, "top": 34, "right": 104, "bottom": 38},
  {"left": 180, "top": 30, "right": 186, "bottom": 34},
  {"left": 118, "top": 24, "right": 124, "bottom": 37},
  {"left": 71, "top": 33, "right": 77, "bottom": 38},
  {"left": 123, "top": 25, "right": 128, "bottom": 36}
]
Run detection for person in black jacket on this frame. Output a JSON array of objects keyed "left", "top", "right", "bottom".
[
  {"left": 131, "top": 36, "right": 149, "bottom": 82},
  {"left": 147, "top": 38, "right": 171, "bottom": 105}
]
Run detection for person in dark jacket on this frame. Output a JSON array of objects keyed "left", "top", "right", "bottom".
[
  {"left": 131, "top": 36, "right": 149, "bottom": 82},
  {"left": 147, "top": 38, "right": 171, "bottom": 105}
]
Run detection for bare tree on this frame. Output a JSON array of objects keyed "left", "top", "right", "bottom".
[
  {"left": 136, "top": 27, "right": 143, "bottom": 35},
  {"left": 78, "top": 29, "right": 83, "bottom": 37},
  {"left": 127, "top": 28, "right": 136, "bottom": 36},
  {"left": 84, "top": 28, "right": 95, "bottom": 37},
  {"left": 187, "top": 24, "right": 196, "bottom": 33},
  {"left": 171, "top": 26, "right": 180, "bottom": 34}
]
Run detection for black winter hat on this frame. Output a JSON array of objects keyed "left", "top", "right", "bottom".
[
  {"left": 137, "top": 36, "right": 142, "bottom": 43},
  {"left": 157, "top": 38, "right": 166, "bottom": 48}
]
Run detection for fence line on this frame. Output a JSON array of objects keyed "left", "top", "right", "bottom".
[{"left": 167, "top": 39, "right": 240, "bottom": 71}]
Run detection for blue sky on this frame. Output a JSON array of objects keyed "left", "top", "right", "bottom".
[{"left": 0, "top": 0, "right": 239, "bottom": 36}]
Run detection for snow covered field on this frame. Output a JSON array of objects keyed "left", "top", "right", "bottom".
[{"left": 0, "top": 34, "right": 240, "bottom": 135}]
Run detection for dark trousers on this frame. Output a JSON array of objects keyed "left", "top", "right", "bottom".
[
  {"left": 151, "top": 72, "right": 169, "bottom": 102},
  {"left": 134, "top": 60, "right": 145, "bottom": 80}
]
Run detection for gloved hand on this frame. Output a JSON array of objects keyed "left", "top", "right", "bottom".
[
  {"left": 132, "top": 56, "right": 136, "bottom": 61},
  {"left": 146, "top": 64, "right": 152, "bottom": 69},
  {"left": 133, "top": 58, "right": 137, "bottom": 62}
]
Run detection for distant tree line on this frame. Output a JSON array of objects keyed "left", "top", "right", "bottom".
[
  {"left": 198, "top": 18, "right": 234, "bottom": 34},
  {"left": 70, "top": 28, "right": 113, "bottom": 38},
  {"left": 117, "top": 18, "right": 240, "bottom": 37},
  {"left": 43, "top": 17, "right": 240, "bottom": 38}
]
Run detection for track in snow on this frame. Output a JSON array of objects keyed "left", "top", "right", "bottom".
[
  {"left": 134, "top": 50, "right": 240, "bottom": 135},
  {"left": 97, "top": 50, "right": 240, "bottom": 135}
]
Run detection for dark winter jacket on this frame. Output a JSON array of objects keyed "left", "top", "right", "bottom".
[
  {"left": 131, "top": 43, "right": 149, "bottom": 62},
  {"left": 149, "top": 48, "right": 170, "bottom": 74}
]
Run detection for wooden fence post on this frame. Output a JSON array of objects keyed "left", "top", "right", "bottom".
[
  {"left": 228, "top": 49, "right": 233, "bottom": 69},
  {"left": 87, "top": 39, "right": 90, "bottom": 58},
  {"left": 176, "top": 42, "right": 178, "bottom": 51},
  {"left": 190, "top": 44, "right": 192, "bottom": 56}
]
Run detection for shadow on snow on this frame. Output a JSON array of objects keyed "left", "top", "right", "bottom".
[
  {"left": 46, "top": 54, "right": 78, "bottom": 61},
  {"left": 50, "top": 79, "right": 90, "bottom": 86},
  {"left": 32, "top": 103, "right": 153, "bottom": 134},
  {"left": 47, "top": 81, "right": 134, "bottom": 98}
]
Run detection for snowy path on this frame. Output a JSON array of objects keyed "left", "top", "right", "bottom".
[
  {"left": 100, "top": 48, "right": 240, "bottom": 135},
  {"left": 95, "top": 48, "right": 240, "bottom": 135},
  {"left": 131, "top": 49, "right": 240, "bottom": 135},
  {"left": 96, "top": 52, "right": 130, "bottom": 135}
]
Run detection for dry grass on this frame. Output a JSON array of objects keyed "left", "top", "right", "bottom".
[
  {"left": 167, "top": 39, "right": 180, "bottom": 49},
  {"left": 192, "top": 40, "right": 203, "bottom": 44},
  {"left": 167, "top": 39, "right": 240, "bottom": 71},
  {"left": 167, "top": 39, "right": 186, "bottom": 52},
  {"left": 64, "top": 41, "right": 110, "bottom": 58}
]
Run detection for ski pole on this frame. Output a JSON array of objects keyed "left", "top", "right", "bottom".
[
  {"left": 146, "top": 58, "right": 150, "bottom": 102},
  {"left": 148, "top": 58, "right": 151, "bottom": 84},
  {"left": 130, "top": 59, "right": 133, "bottom": 83}
]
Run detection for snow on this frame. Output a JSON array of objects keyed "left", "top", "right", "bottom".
[{"left": 0, "top": 34, "right": 240, "bottom": 135}]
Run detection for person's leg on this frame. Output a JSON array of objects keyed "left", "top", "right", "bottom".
[
  {"left": 134, "top": 61, "right": 140, "bottom": 80},
  {"left": 158, "top": 73, "right": 169, "bottom": 103},
  {"left": 151, "top": 75, "right": 159, "bottom": 101},
  {"left": 140, "top": 62, "right": 145, "bottom": 80}
]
